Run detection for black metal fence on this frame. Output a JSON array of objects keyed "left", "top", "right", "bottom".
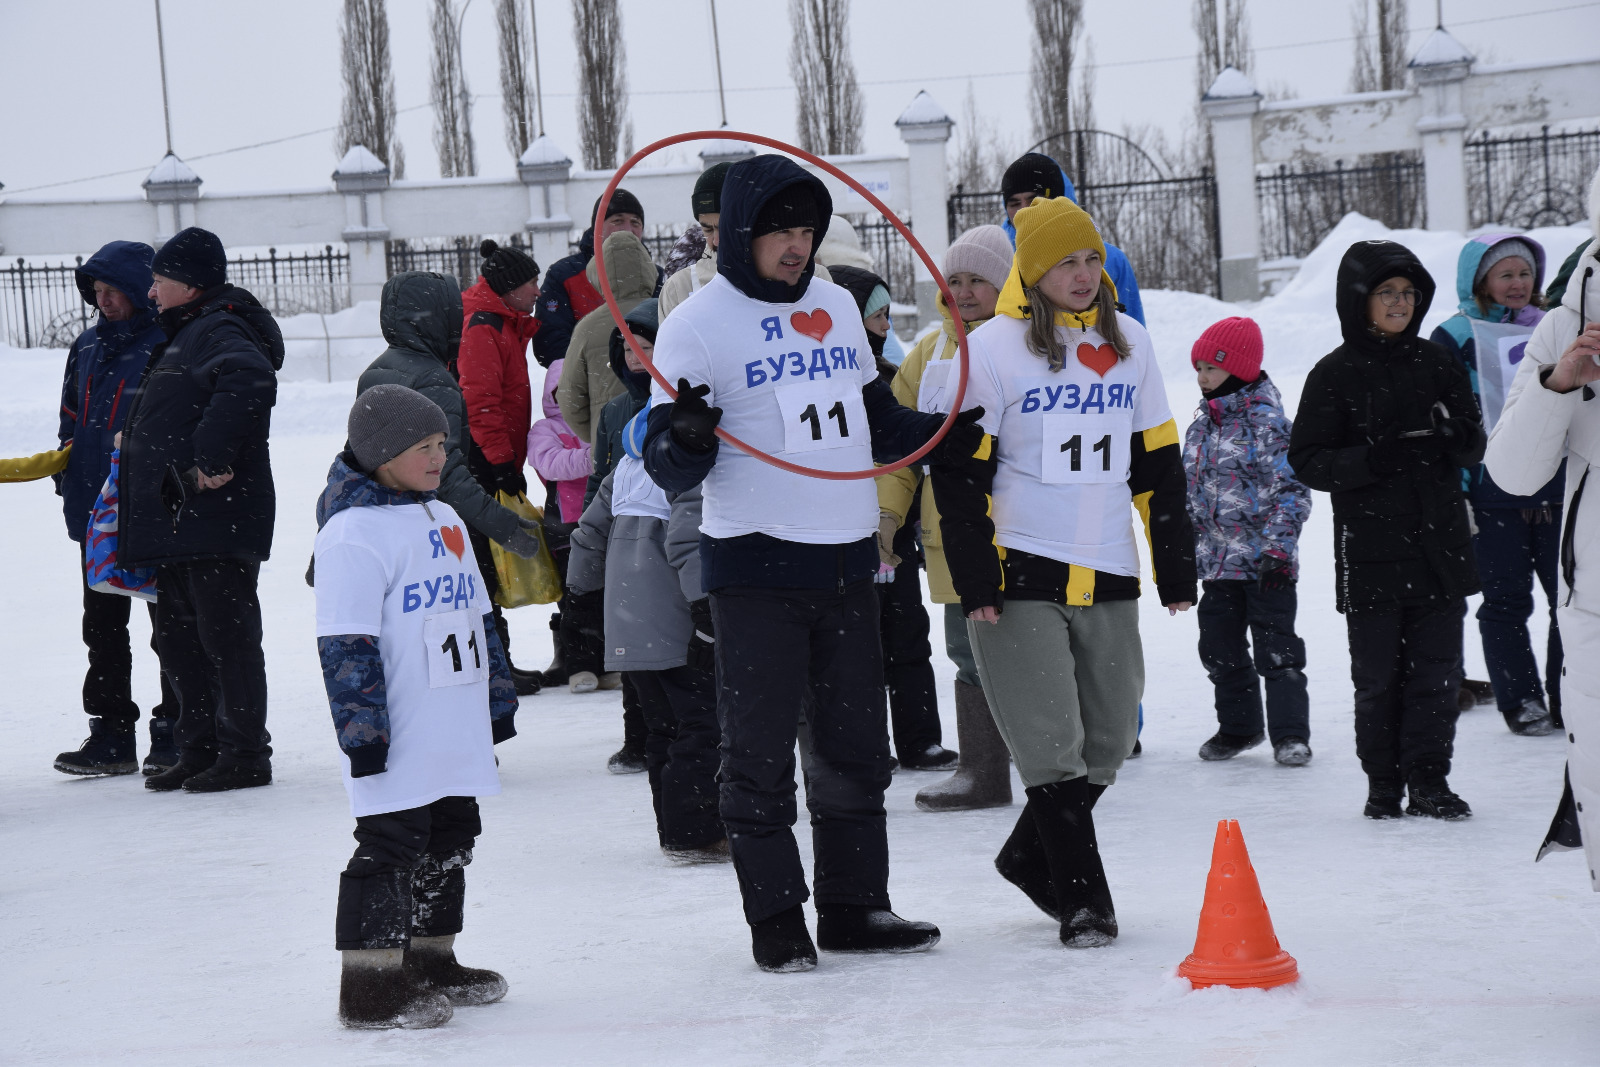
[
  {"left": 1, "top": 245, "right": 351, "bottom": 349},
  {"left": 387, "top": 233, "right": 537, "bottom": 291},
  {"left": 845, "top": 216, "right": 919, "bottom": 306},
  {"left": 1468, "top": 126, "right": 1600, "bottom": 230},
  {"left": 1256, "top": 156, "right": 1426, "bottom": 261},
  {"left": 947, "top": 175, "right": 1221, "bottom": 297},
  {"left": 228, "top": 245, "right": 350, "bottom": 317}
]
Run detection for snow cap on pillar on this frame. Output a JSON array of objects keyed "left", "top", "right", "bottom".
[
  {"left": 1203, "top": 66, "right": 1260, "bottom": 102},
  {"left": 1409, "top": 27, "right": 1474, "bottom": 73},
  {"left": 518, "top": 135, "right": 573, "bottom": 184},
  {"left": 142, "top": 153, "right": 201, "bottom": 198},
  {"left": 699, "top": 140, "right": 756, "bottom": 170},
  {"left": 333, "top": 145, "right": 390, "bottom": 193},
  {"left": 895, "top": 91, "right": 953, "bottom": 141}
]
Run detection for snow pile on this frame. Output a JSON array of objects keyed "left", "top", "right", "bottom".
[
  {"left": 1140, "top": 213, "right": 1591, "bottom": 389},
  {"left": 275, "top": 300, "right": 386, "bottom": 385}
]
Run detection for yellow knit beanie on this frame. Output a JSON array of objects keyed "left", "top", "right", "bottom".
[{"left": 995, "top": 196, "right": 1117, "bottom": 323}]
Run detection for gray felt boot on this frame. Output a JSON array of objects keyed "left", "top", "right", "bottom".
[{"left": 915, "top": 681, "right": 1013, "bottom": 812}]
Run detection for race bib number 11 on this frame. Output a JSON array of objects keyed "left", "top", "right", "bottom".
[
  {"left": 772, "top": 379, "right": 868, "bottom": 454},
  {"left": 1040, "top": 413, "right": 1129, "bottom": 484},
  {"left": 423, "top": 610, "right": 489, "bottom": 688}
]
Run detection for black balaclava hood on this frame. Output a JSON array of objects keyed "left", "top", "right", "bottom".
[
  {"left": 717, "top": 154, "right": 834, "bottom": 304},
  {"left": 1335, "top": 239, "right": 1436, "bottom": 350}
]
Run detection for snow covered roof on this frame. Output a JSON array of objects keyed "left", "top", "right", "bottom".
[
  {"left": 699, "top": 139, "right": 756, "bottom": 164},
  {"left": 143, "top": 153, "right": 199, "bottom": 187},
  {"left": 1204, "top": 66, "right": 1260, "bottom": 100},
  {"left": 1410, "top": 27, "right": 1474, "bottom": 68},
  {"left": 518, "top": 135, "right": 571, "bottom": 169},
  {"left": 333, "top": 145, "right": 388, "bottom": 177},
  {"left": 895, "top": 91, "right": 952, "bottom": 128}
]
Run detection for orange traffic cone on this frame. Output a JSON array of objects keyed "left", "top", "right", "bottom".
[{"left": 1177, "top": 819, "right": 1299, "bottom": 989}]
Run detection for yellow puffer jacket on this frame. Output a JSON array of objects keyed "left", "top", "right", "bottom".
[{"left": 875, "top": 300, "right": 987, "bottom": 603}]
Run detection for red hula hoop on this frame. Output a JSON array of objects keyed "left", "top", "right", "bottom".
[{"left": 590, "top": 129, "right": 970, "bottom": 481}]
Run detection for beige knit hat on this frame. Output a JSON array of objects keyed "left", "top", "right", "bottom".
[{"left": 943, "top": 225, "right": 1013, "bottom": 292}]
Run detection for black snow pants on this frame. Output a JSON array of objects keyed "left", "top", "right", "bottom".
[
  {"left": 466, "top": 525, "right": 513, "bottom": 667},
  {"left": 1197, "top": 579, "right": 1310, "bottom": 744},
  {"left": 1472, "top": 505, "right": 1562, "bottom": 714},
  {"left": 877, "top": 518, "right": 943, "bottom": 760},
  {"left": 336, "top": 796, "right": 481, "bottom": 950},
  {"left": 711, "top": 581, "right": 894, "bottom": 924},
  {"left": 1346, "top": 598, "right": 1465, "bottom": 780},
  {"left": 155, "top": 560, "right": 271, "bottom": 764},
  {"left": 80, "top": 546, "right": 176, "bottom": 728},
  {"left": 630, "top": 666, "right": 724, "bottom": 850}
]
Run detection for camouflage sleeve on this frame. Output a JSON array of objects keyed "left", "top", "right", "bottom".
[
  {"left": 485, "top": 613, "right": 518, "bottom": 742},
  {"left": 317, "top": 634, "right": 390, "bottom": 778},
  {"left": 1257, "top": 405, "right": 1312, "bottom": 569}
]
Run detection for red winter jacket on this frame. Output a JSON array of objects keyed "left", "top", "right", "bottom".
[{"left": 459, "top": 278, "right": 539, "bottom": 468}]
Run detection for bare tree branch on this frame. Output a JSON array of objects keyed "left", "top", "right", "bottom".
[
  {"left": 1027, "top": 0, "right": 1086, "bottom": 147},
  {"left": 430, "top": 0, "right": 477, "bottom": 178},
  {"left": 573, "top": 0, "right": 629, "bottom": 169},
  {"left": 337, "top": 0, "right": 404, "bottom": 177},
  {"left": 1190, "top": 0, "right": 1253, "bottom": 165},
  {"left": 788, "top": 0, "right": 864, "bottom": 156},
  {"left": 496, "top": 0, "right": 535, "bottom": 160},
  {"left": 1350, "top": 0, "right": 1408, "bottom": 92}
]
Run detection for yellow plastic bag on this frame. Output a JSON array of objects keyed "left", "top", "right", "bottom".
[{"left": 488, "top": 490, "right": 562, "bottom": 607}]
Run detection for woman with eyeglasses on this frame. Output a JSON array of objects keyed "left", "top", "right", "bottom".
[{"left": 1288, "top": 240, "right": 1485, "bottom": 822}]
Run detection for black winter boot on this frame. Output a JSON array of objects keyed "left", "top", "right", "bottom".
[
  {"left": 1363, "top": 776, "right": 1404, "bottom": 819},
  {"left": 606, "top": 745, "right": 647, "bottom": 774},
  {"left": 54, "top": 718, "right": 139, "bottom": 776},
  {"left": 1504, "top": 698, "right": 1556, "bottom": 737},
  {"left": 1197, "top": 730, "right": 1265, "bottom": 761},
  {"left": 404, "top": 935, "right": 507, "bottom": 1005},
  {"left": 339, "top": 948, "right": 453, "bottom": 1029},
  {"left": 1027, "top": 778, "right": 1118, "bottom": 948},
  {"left": 182, "top": 757, "right": 272, "bottom": 792},
  {"left": 1406, "top": 765, "right": 1472, "bottom": 820},
  {"left": 898, "top": 744, "right": 958, "bottom": 771},
  {"left": 510, "top": 666, "right": 543, "bottom": 697},
  {"left": 916, "top": 680, "right": 1012, "bottom": 811},
  {"left": 815, "top": 903, "right": 940, "bottom": 954},
  {"left": 995, "top": 801, "right": 1060, "bottom": 920},
  {"left": 540, "top": 614, "right": 569, "bottom": 687},
  {"left": 750, "top": 904, "right": 817, "bottom": 972},
  {"left": 144, "top": 751, "right": 217, "bottom": 791},
  {"left": 142, "top": 718, "right": 179, "bottom": 775}
]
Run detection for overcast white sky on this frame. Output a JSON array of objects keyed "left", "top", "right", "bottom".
[{"left": 0, "top": 0, "right": 1593, "bottom": 200}]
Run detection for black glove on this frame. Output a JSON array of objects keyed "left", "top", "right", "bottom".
[
  {"left": 1433, "top": 415, "right": 1478, "bottom": 457},
  {"left": 564, "top": 589, "right": 604, "bottom": 639},
  {"left": 670, "top": 378, "right": 722, "bottom": 453},
  {"left": 928, "top": 407, "right": 987, "bottom": 465},
  {"left": 1258, "top": 556, "right": 1294, "bottom": 593},
  {"left": 489, "top": 462, "right": 528, "bottom": 497},
  {"left": 686, "top": 597, "right": 715, "bottom": 673}
]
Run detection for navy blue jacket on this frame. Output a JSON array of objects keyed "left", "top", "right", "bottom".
[
  {"left": 643, "top": 154, "right": 946, "bottom": 592},
  {"left": 56, "top": 241, "right": 165, "bottom": 542},
  {"left": 118, "top": 285, "right": 283, "bottom": 568},
  {"left": 532, "top": 228, "right": 596, "bottom": 369}
]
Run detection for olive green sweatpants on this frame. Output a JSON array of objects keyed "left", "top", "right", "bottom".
[{"left": 968, "top": 598, "right": 1143, "bottom": 788}]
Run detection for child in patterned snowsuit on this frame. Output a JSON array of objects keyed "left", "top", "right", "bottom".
[{"left": 1183, "top": 317, "right": 1314, "bottom": 766}]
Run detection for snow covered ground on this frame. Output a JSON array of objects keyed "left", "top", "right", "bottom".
[{"left": 3, "top": 217, "right": 1597, "bottom": 1065}]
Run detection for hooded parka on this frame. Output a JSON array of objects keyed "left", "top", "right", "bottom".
[
  {"left": 57, "top": 241, "right": 166, "bottom": 541},
  {"left": 357, "top": 271, "right": 522, "bottom": 545},
  {"left": 458, "top": 277, "right": 538, "bottom": 469},
  {"left": 1288, "top": 240, "right": 1485, "bottom": 613},
  {"left": 585, "top": 298, "right": 658, "bottom": 510},
  {"left": 557, "top": 232, "right": 660, "bottom": 444},
  {"left": 117, "top": 283, "right": 282, "bottom": 567}
]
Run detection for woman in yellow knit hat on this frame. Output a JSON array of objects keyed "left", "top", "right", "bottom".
[{"left": 931, "top": 196, "right": 1197, "bottom": 947}]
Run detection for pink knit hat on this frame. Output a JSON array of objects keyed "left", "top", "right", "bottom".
[{"left": 1191, "top": 316, "right": 1264, "bottom": 382}]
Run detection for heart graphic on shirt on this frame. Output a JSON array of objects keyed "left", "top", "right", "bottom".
[
  {"left": 1076, "top": 342, "right": 1118, "bottom": 377},
  {"left": 790, "top": 309, "right": 833, "bottom": 342},
  {"left": 440, "top": 525, "right": 466, "bottom": 561}
]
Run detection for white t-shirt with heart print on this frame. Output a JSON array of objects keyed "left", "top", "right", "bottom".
[
  {"left": 314, "top": 498, "right": 501, "bottom": 818},
  {"left": 960, "top": 312, "right": 1172, "bottom": 576},
  {"left": 651, "top": 274, "right": 879, "bottom": 543}
]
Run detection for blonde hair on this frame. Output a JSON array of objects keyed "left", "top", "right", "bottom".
[{"left": 1022, "top": 281, "right": 1129, "bottom": 370}]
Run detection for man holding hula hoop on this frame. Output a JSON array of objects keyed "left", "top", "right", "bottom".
[{"left": 644, "top": 153, "right": 983, "bottom": 972}]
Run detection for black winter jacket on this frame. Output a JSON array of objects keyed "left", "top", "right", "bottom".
[
  {"left": 357, "top": 271, "right": 522, "bottom": 545},
  {"left": 118, "top": 284, "right": 282, "bottom": 567},
  {"left": 1288, "top": 240, "right": 1485, "bottom": 612}
]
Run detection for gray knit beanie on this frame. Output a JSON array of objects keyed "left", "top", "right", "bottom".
[
  {"left": 943, "top": 225, "right": 1013, "bottom": 293},
  {"left": 1475, "top": 238, "right": 1538, "bottom": 288},
  {"left": 348, "top": 385, "right": 449, "bottom": 473}
]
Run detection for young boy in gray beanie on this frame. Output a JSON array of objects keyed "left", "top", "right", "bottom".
[{"left": 314, "top": 384, "right": 518, "bottom": 1029}]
